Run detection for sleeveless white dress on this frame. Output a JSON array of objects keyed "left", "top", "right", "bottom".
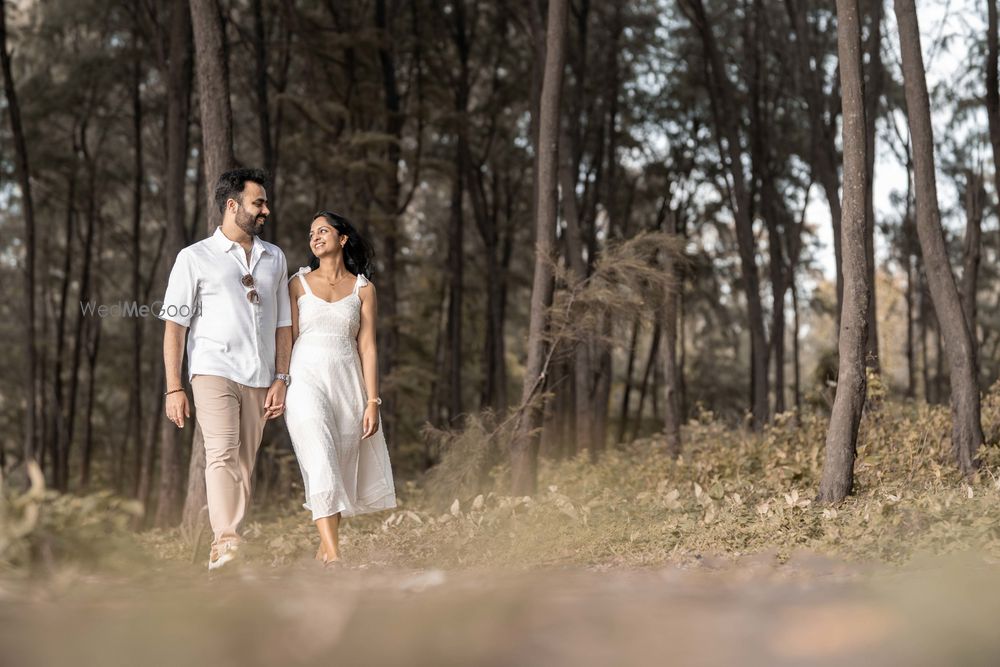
[{"left": 284, "top": 268, "right": 397, "bottom": 520}]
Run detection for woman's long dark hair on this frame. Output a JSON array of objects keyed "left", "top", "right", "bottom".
[{"left": 308, "top": 211, "right": 375, "bottom": 279}]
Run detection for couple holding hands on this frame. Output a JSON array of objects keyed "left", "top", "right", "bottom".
[{"left": 160, "top": 168, "right": 396, "bottom": 571}]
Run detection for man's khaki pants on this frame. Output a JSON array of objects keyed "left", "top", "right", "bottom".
[{"left": 191, "top": 375, "right": 268, "bottom": 552}]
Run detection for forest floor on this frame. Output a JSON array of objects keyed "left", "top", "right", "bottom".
[{"left": 3, "top": 390, "right": 1000, "bottom": 665}]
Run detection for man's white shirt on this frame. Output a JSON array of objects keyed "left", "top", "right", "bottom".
[{"left": 159, "top": 226, "right": 292, "bottom": 388}]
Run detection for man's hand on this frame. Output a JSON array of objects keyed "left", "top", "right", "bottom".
[
  {"left": 165, "top": 391, "right": 190, "bottom": 428},
  {"left": 264, "top": 381, "right": 287, "bottom": 420},
  {"left": 362, "top": 403, "right": 380, "bottom": 439}
]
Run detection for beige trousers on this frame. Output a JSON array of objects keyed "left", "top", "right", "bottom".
[{"left": 191, "top": 374, "right": 269, "bottom": 550}]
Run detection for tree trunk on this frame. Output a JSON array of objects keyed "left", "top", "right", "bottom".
[
  {"left": 679, "top": 0, "right": 769, "bottom": 428},
  {"left": 127, "top": 21, "right": 145, "bottom": 498},
  {"left": 631, "top": 323, "right": 661, "bottom": 441},
  {"left": 749, "top": 0, "right": 786, "bottom": 416},
  {"left": 905, "top": 252, "right": 916, "bottom": 399},
  {"left": 66, "top": 146, "right": 99, "bottom": 491},
  {"left": 445, "top": 3, "right": 470, "bottom": 424},
  {"left": 786, "top": 182, "right": 811, "bottom": 416},
  {"left": 662, "top": 212, "right": 682, "bottom": 456},
  {"left": 817, "top": 0, "right": 871, "bottom": 504},
  {"left": 182, "top": 0, "right": 236, "bottom": 537},
  {"left": 986, "top": 0, "right": 1000, "bottom": 206},
  {"left": 446, "top": 149, "right": 465, "bottom": 423},
  {"left": 863, "top": 0, "right": 884, "bottom": 370},
  {"left": 895, "top": 0, "right": 983, "bottom": 475},
  {"left": 919, "top": 272, "right": 932, "bottom": 402},
  {"left": 903, "top": 158, "right": 917, "bottom": 399},
  {"left": 510, "top": 0, "right": 568, "bottom": 496},
  {"left": 1, "top": 0, "right": 39, "bottom": 467},
  {"left": 618, "top": 318, "right": 641, "bottom": 444},
  {"left": 792, "top": 277, "right": 802, "bottom": 413},
  {"left": 425, "top": 273, "right": 449, "bottom": 432},
  {"left": 960, "top": 169, "right": 984, "bottom": 364},
  {"left": 50, "top": 169, "right": 76, "bottom": 488},
  {"left": 557, "top": 126, "right": 596, "bottom": 456},
  {"left": 374, "top": 0, "right": 404, "bottom": 441},
  {"left": 82, "top": 223, "right": 105, "bottom": 492},
  {"left": 190, "top": 0, "right": 235, "bottom": 224},
  {"left": 783, "top": 0, "right": 844, "bottom": 324},
  {"left": 252, "top": 0, "right": 278, "bottom": 243},
  {"left": 154, "top": 0, "right": 194, "bottom": 528}
]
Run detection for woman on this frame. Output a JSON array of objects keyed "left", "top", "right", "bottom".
[{"left": 284, "top": 211, "right": 396, "bottom": 566}]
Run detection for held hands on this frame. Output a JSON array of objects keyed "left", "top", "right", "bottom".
[
  {"left": 264, "top": 380, "right": 287, "bottom": 420},
  {"left": 165, "top": 391, "right": 190, "bottom": 428},
  {"left": 362, "top": 403, "right": 380, "bottom": 439}
]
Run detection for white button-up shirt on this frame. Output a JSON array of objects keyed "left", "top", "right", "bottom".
[{"left": 158, "top": 226, "right": 292, "bottom": 388}]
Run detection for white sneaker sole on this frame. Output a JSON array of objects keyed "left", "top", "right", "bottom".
[{"left": 208, "top": 550, "right": 238, "bottom": 571}]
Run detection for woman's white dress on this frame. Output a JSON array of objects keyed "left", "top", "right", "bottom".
[{"left": 284, "top": 268, "right": 397, "bottom": 520}]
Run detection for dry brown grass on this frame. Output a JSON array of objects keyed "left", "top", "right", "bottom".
[{"left": 5, "top": 385, "right": 1000, "bottom": 574}]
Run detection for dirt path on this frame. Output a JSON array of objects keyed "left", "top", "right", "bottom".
[{"left": 2, "top": 552, "right": 999, "bottom": 666}]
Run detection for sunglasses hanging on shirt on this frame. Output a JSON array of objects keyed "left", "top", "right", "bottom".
[{"left": 241, "top": 274, "right": 260, "bottom": 304}]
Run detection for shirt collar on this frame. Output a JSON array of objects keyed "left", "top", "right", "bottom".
[{"left": 211, "top": 226, "right": 270, "bottom": 256}]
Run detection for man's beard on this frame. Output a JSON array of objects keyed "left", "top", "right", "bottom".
[{"left": 235, "top": 206, "right": 266, "bottom": 237}]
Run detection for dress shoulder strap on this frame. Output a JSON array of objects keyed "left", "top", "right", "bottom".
[
  {"left": 352, "top": 272, "right": 369, "bottom": 296},
  {"left": 293, "top": 267, "right": 313, "bottom": 295}
]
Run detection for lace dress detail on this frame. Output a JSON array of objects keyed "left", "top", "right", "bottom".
[{"left": 284, "top": 267, "right": 397, "bottom": 519}]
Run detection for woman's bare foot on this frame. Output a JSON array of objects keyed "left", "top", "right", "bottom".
[{"left": 315, "top": 545, "right": 341, "bottom": 565}]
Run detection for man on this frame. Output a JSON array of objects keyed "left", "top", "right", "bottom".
[{"left": 160, "top": 168, "right": 292, "bottom": 571}]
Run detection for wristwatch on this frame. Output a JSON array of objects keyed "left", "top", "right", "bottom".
[{"left": 275, "top": 373, "right": 291, "bottom": 386}]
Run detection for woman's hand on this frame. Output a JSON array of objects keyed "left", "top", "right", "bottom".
[
  {"left": 362, "top": 403, "right": 380, "bottom": 439},
  {"left": 165, "top": 391, "right": 190, "bottom": 428},
  {"left": 264, "top": 381, "right": 287, "bottom": 420}
]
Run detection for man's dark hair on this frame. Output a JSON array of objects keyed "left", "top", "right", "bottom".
[{"left": 214, "top": 168, "right": 268, "bottom": 214}]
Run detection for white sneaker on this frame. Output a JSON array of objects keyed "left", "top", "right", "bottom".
[{"left": 208, "top": 541, "right": 239, "bottom": 571}]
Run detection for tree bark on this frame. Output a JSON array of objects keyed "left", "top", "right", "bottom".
[
  {"left": 618, "top": 318, "right": 641, "bottom": 444},
  {"left": 863, "top": 0, "right": 884, "bottom": 370},
  {"left": 66, "top": 136, "right": 99, "bottom": 491},
  {"left": 631, "top": 323, "right": 661, "bottom": 441},
  {"left": 252, "top": 0, "right": 277, "bottom": 242},
  {"left": 986, "top": 0, "right": 1000, "bottom": 206},
  {"left": 50, "top": 168, "right": 76, "bottom": 489},
  {"left": 894, "top": 0, "right": 983, "bottom": 474},
  {"left": 511, "top": 0, "right": 568, "bottom": 496},
  {"left": 190, "top": 0, "right": 235, "bottom": 224},
  {"left": 82, "top": 223, "right": 105, "bottom": 492},
  {"left": 662, "top": 211, "right": 682, "bottom": 456},
  {"left": 557, "top": 127, "right": 594, "bottom": 455},
  {"left": 1, "top": 0, "right": 39, "bottom": 467},
  {"left": 902, "top": 153, "right": 917, "bottom": 399},
  {"left": 444, "top": 0, "right": 471, "bottom": 424},
  {"left": 919, "top": 271, "right": 932, "bottom": 402},
  {"left": 153, "top": 0, "right": 194, "bottom": 528},
  {"left": 749, "top": 0, "right": 786, "bottom": 416},
  {"left": 960, "top": 169, "right": 984, "bottom": 364},
  {"left": 817, "top": 0, "right": 871, "bottom": 504},
  {"left": 446, "top": 150, "right": 465, "bottom": 423},
  {"left": 374, "top": 0, "right": 405, "bottom": 440},
  {"left": 127, "top": 19, "right": 145, "bottom": 498}
]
